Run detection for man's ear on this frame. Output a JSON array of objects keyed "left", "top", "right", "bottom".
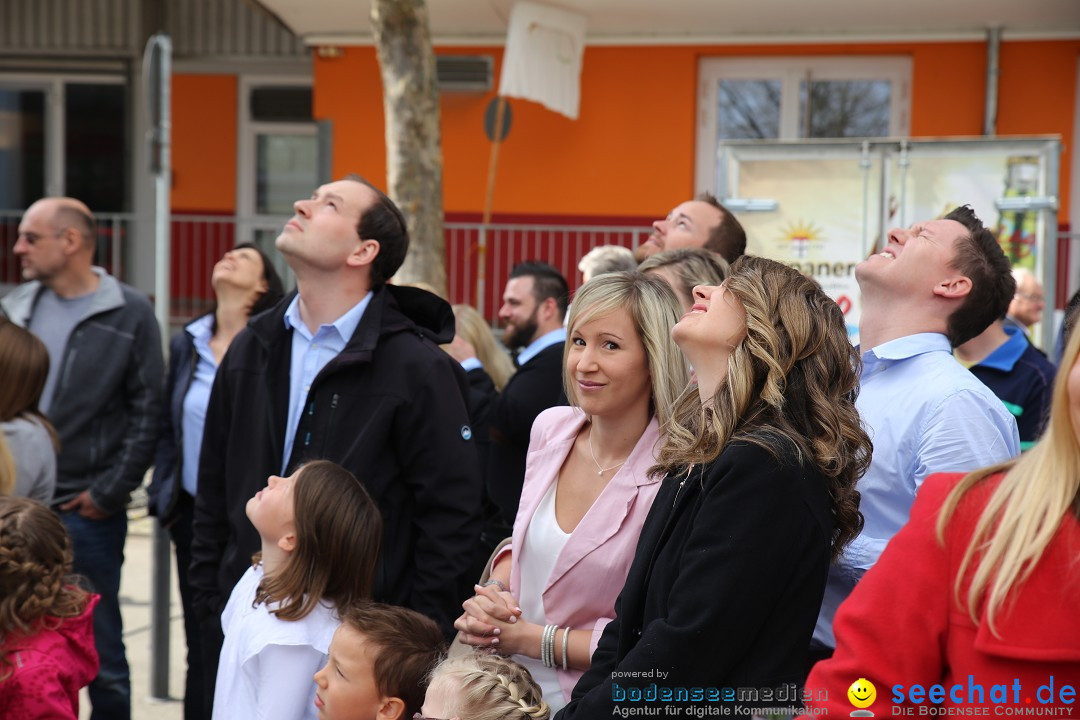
[
  {"left": 933, "top": 275, "right": 972, "bottom": 299},
  {"left": 61, "top": 228, "right": 86, "bottom": 256},
  {"left": 377, "top": 696, "right": 406, "bottom": 720},
  {"left": 537, "top": 296, "right": 558, "bottom": 324},
  {"left": 347, "top": 238, "right": 381, "bottom": 269}
]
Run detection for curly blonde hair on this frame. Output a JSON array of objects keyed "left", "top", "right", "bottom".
[
  {"left": 0, "top": 496, "right": 89, "bottom": 680},
  {"left": 653, "top": 256, "right": 871, "bottom": 558},
  {"left": 427, "top": 651, "right": 550, "bottom": 720}
]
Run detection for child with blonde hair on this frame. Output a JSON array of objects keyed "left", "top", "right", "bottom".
[
  {"left": 213, "top": 460, "right": 383, "bottom": 719},
  {"left": 419, "top": 652, "right": 550, "bottom": 720},
  {"left": 0, "top": 496, "right": 98, "bottom": 719}
]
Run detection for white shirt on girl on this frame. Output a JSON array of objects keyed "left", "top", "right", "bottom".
[{"left": 213, "top": 563, "right": 338, "bottom": 720}]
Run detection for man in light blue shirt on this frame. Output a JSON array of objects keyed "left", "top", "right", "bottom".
[{"left": 812, "top": 205, "right": 1020, "bottom": 658}]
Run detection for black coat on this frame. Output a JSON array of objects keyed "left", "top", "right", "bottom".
[
  {"left": 147, "top": 329, "right": 199, "bottom": 524},
  {"left": 189, "top": 285, "right": 481, "bottom": 635},
  {"left": 486, "top": 342, "right": 566, "bottom": 527},
  {"left": 558, "top": 440, "right": 833, "bottom": 716}
]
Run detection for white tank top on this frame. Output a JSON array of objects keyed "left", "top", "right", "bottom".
[{"left": 517, "top": 479, "right": 571, "bottom": 711}]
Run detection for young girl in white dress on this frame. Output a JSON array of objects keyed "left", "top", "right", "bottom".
[{"left": 212, "top": 460, "right": 382, "bottom": 720}]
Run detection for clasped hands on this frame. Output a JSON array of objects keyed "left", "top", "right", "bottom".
[{"left": 455, "top": 583, "right": 538, "bottom": 657}]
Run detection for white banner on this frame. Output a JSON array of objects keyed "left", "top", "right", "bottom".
[{"left": 498, "top": 1, "right": 587, "bottom": 120}]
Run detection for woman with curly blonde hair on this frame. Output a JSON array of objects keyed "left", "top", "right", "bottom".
[
  {"left": 0, "top": 496, "right": 98, "bottom": 718},
  {"left": 558, "top": 256, "right": 871, "bottom": 718},
  {"left": 421, "top": 651, "right": 550, "bottom": 720}
]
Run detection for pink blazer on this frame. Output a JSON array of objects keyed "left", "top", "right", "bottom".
[{"left": 503, "top": 405, "right": 663, "bottom": 702}]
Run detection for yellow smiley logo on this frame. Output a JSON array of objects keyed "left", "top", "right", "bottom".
[{"left": 847, "top": 678, "right": 876, "bottom": 709}]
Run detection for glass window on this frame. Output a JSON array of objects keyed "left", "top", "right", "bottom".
[
  {"left": 0, "top": 89, "right": 46, "bottom": 209},
  {"left": 717, "top": 80, "right": 781, "bottom": 140},
  {"left": 65, "top": 83, "right": 126, "bottom": 211},
  {"left": 696, "top": 57, "right": 910, "bottom": 194},
  {"left": 799, "top": 79, "right": 891, "bottom": 139},
  {"left": 255, "top": 133, "right": 318, "bottom": 215},
  {"left": 250, "top": 87, "right": 313, "bottom": 123}
]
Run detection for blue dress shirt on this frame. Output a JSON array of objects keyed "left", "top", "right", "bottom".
[
  {"left": 515, "top": 327, "right": 567, "bottom": 367},
  {"left": 281, "top": 292, "right": 371, "bottom": 473},
  {"left": 181, "top": 314, "right": 218, "bottom": 497},
  {"left": 813, "top": 333, "right": 1020, "bottom": 648}
]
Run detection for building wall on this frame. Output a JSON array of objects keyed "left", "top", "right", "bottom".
[
  {"left": 306, "top": 39, "right": 1078, "bottom": 223},
  {"left": 172, "top": 74, "right": 238, "bottom": 213}
]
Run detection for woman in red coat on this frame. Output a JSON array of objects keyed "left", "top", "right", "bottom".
[{"left": 806, "top": 329, "right": 1080, "bottom": 715}]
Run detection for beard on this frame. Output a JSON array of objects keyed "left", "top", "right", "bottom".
[
  {"left": 633, "top": 234, "right": 663, "bottom": 262},
  {"left": 502, "top": 311, "right": 540, "bottom": 351}
]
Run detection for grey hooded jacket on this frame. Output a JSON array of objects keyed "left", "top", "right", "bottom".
[{"left": 1, "top": 269, "right": 163, "bottom": 515}]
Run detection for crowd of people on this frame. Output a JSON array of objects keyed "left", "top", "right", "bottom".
[{"left": 0, "top": 180, "right": 1077, "bottom": 720}]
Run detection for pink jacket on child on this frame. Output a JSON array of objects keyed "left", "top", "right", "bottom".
[{"left": 0, "top": 594, "right": 100, "bottom": 720}]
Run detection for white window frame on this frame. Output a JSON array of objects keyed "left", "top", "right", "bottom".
[
  {"left": 695, "top": 57, "right": 911, "bottom": 194},
  {"left": 236, "top": 74, "right": 316, "bottom": 240}
]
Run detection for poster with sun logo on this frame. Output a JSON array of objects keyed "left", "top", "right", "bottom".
[{"left": 733, "top": 153, "right": 879, "bottom": 342}]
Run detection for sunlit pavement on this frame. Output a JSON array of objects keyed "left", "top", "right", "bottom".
[{"left": 80, "top": 504, "right": 187, "bottom": 720}]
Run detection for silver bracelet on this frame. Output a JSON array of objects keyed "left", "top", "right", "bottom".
[
  {"left": 542, "top": 624, "right": 557, "bottom": 668},
  {"left": 481, "top": 578, "right": 507, "bottom": 592},
  {"left": 561, "top": 626, "right": 570, "bottom": 670}
]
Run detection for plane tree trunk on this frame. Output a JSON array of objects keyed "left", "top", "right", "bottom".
[{"left": 371, "top": 0, "right": 447, "bottom": 295}]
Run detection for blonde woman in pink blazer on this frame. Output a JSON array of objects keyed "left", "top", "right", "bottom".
[{"left": 455, "top": 272, "right": 692, "bottom": 711}]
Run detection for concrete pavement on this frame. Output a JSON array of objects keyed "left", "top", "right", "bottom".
[{"left": 79, "top": 510, "right": 186, "bottom": 720}]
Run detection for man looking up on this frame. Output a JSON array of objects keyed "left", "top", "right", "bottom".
[
  {"left": 811, "top": 205, "right": 1020, "bottom": 664},
  {"left": 633, "top": 193, "right": 746, "bottom": 264},
  {"left": 190, "top": 176, "right": 480, "bottom": 709},
  {"left": 2, "top": 197, "right": 163, "bottom": 720}
]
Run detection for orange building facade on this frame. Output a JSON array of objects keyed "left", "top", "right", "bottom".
[{"left": 172, "top": 39, "right": 1080, "bottom": 225}]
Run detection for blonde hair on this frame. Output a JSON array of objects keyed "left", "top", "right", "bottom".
[
  {"left": 0, "top": 436, "right": 13, "bottom": 495},
  {"left": 937, "top": 325, "right": 1080, "bottom": 635},
  {"left": 427, "top": 652, "right": 550, "bottom": 720},
  {"left": 450, "top": 304, "right": 516, "bottom": 391},
  {"left": 0, "top": 496, "right": 90, "bottom": 680},
  {"left": 653, "top": 256, "right": 870, "bottom": 559},
  {"left": 564, "top": 272, "right": 690, "bottom": 427},
  {"left": 638, "top": 247, "right": 730, "bottom": 299}
]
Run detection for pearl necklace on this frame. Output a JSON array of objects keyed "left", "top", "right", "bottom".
[{"left": 587, "top": 427, "right": 628, "bottom": 476}]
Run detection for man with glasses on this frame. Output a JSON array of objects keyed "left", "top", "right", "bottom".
[
  {"left": 1, "top": 196, "right": 163, "bottom": 720},
  {"left": 1007, "top": 267, "right": 1046, "bottom": 331}
]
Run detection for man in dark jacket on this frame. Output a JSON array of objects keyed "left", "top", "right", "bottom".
[
  {"left": 2, "top": 197, "right": 163, "bottom": 720},
  {"left": 189, "top": 176, "right": 481, "bottom": 708},
  {"left": 487, "top": 261, "right": 568, "bottom": 532}
]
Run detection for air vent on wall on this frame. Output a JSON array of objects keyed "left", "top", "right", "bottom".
[{"left": 437, "top": 56, "right": 493, "bottom": 92}]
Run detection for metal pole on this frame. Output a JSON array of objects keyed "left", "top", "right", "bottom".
[
  {"left": 146, "top": 31, "right": 173, "bottom": 701},
  {"left": 983, "top": 27, "right": 1001, "bottom": 137},
  {"left": 1041, "top": 140, "right": 1061, "bottom": 351}
]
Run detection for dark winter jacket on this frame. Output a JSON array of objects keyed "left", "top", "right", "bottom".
[
  {"left": 1, "top": 271, "right": 163, "bottom": 515},
  {"left": 147, "top": 328, "right": 199, "bottom": 524}
]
